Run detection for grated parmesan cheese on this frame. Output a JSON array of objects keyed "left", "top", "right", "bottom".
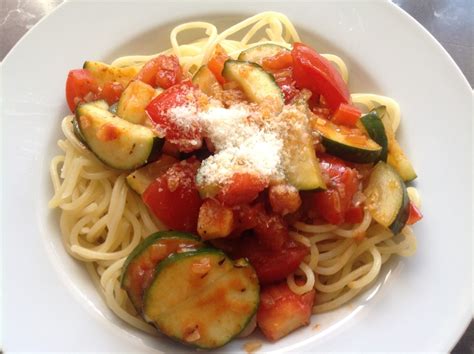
[{"left": 166, "top": 102, "right": 292, "bottom": 188}]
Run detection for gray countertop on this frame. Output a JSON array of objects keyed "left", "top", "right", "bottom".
[{"left": 1, "top": 0, "right": 472, "bottom": 352}]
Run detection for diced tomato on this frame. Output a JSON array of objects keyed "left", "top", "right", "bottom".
[
  {"left": 254, "top": 213, "right": 289, "bottom": 252},
  {"left": 406, "top": 202, "right": 423, "bottom": 225},
  {"left": 311, "top": 105, "right": 331, "bottom": 119},
  {"left": 344, "top": 205, "right": 364, "bottom": 224},
  {"left": 232, "top": 203, "right": 264, "bottom": 235},
  {"left": 331, "top": 103, "right": 362, "bottom": 127},
  {"left": 136, "top": 55, "right": 182, "bottom": 89},
  {"left": 101, "top": 81, "right": 124, "bottom": 105},
  {"left": 262, "top": 51, "right": 293, "bottom": 71},
  {"left": 162, "top": 140, "right": 181, "bottom": 158},
  {"left": 217, "top": 172, "right": 267, "bottom": 207},
  {"left": 65, "top": 69, "right": 100, "bottom": 112},
  {"left": 257, "top": 282, "right": 315, "bottom": 341},
  {"left": 207, "top": 44, "right": 228, "bottom": 85},
  {"left": 145, "top": 80, "right": 202, "bottom": 152},
  {"left": 311, "top": 154, "right": 361, "bottom": 225},
  {"left": 273, "top": 68, "right": 299, "bottom": 103},
  {"left": 233, "top": 237, "right": 309, "bottom": 284},
  {"left": 291, "top": 42, "right": 350, "bottom": 111},
  {"left": 142, "top": 158, "right": 202, "bottom": 232}
]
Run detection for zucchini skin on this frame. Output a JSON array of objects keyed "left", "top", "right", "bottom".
[
  {"left": 360, "top": 109, "right": 389, "bottom": 162},
  {"left": 364, "top": 162, "right": 410, "bottom": 234},
  {"left": 143, "top": 249, "right": 259, "bottom": 349},
  {"left": 320, "top": 135, "right": 381, "bottom": 163},
  {"left": 222, "top": 60, "right": 284, "bottom": 113},
  {"left": 238, "top": 43, "right": 288, "bottom": 64},
  {"left": 120, "top": 231, "right": 201, "bottom": 286},
  {"left": 74, "top": 102, "right": 164, "bottom": 170},
  {"left": 389, "top": 183, "right": 410, "bottom": 234},
  {"left": 121, "top": 231, "right": 202, "bottom": 311}
]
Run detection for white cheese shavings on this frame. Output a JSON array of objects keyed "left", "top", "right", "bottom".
[
  {"left": 196, "top": 131, "right": 283, "bottom": 187},
  {"left": 167, "top": 104, "right": 198, "bottom": 133},
  {"left": 167, "top": 102, "right": 287, "bottom": 188},
  {"left": 198, "top": 105, "right": 253, "bottom": 150}
]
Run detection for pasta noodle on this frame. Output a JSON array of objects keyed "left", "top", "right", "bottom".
[{"left": 50, "top": 11, "right": 418, "bottom": 333}]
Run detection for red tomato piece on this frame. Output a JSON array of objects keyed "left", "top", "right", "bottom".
[
  {"left": 291, "top": 42, "right": 350, "bottom": 111},
  {"left": 406, "top": 202, "right": 423, "bottom": 225},
  {"left": 65, "top": 69, "right": 99, "bottom": 112},
  {"left": 232, "top": 203, "right": 289, "bottom": 250},
  {"left": 234, "top": 237, "right": 309, "bottom": 284},
  {"left": 254, "top": 213, "right": 289, "bottom": 252},
  {"left": 145, "top": 80, "right": 202, "bottom": 152},
  {"left": 136, "top": 55, "right": 182, "bottom": 89},
  {"left": 232, "top": 203, "right": 265, "bottom": 236},
  {"left": 257, "top": 282, "right": 315, "bottom": 341},
  {"left": 311, "top": 154, "right": 361, "bottom": 225},
  {"left": 344, "top": 206, "right": 364, "bottom": 224},
  {"left": 331, "top": 103, "right": 362, "bottom": 127},
  {"left": 217, "top": 172, "right": 267, "bottom": 207},
  {"left": 262, "top": 51, "right": 293, "bottom": 71},
  {"left": 101, "top": 81, "right": 124, "bottom": 105},
  {"left": 273, "top": 68, "right": 299, "bottom": 104},
  {"left": 207, "top": 44, "right": 228, "bottom": 85},
  {"left": 142, "top": 158, "right": 202, "bottom": 232}
]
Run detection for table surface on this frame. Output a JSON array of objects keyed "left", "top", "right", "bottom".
[{"left": 1, "top": 0, "right": 473, "bottom": 352}]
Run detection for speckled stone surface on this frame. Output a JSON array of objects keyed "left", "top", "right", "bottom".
[{"left": 1, "top": 0, "right": 472, "bottom": 352}]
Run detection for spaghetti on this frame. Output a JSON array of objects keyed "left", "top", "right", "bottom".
[{"left": 50, "top": 11, "right": 418, "bottom": 336}]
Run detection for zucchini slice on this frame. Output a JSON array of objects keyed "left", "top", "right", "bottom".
[
  {"left": 143, "top": 249, "right": 259, "bottom": 349},
  {"left": 126, "top": 154, "right": 178, "bottom": 195},
  {"left": 222, "top": 60, "right": 284, "bottom": 113},
  {"left": 314, "top": 118, "right": 382, "bottom": 163},
  {"left": 360, "top": 106, "right": 416, "bottom": 180},
  {"left": 121, "top": 231, "right": 202, "bottom": 311},
  {"left": 364, "top": 162, "right": 410, "bottom": 234},
  {"left": 278, "top": 107, "right": 326, "bottom": 190},
  {"left": 74, "top": 102, "right": 164, "bottom": 170},
  {"left": 238, "top": 44, "right": 288, "bottom": 64},
  {"left": 192, "top": 66, "right": 222, "bottom": 97},
  {"left": 117, "top": 80, "right": 156, "bottom": 124},
  {"left": 359, "top": 107, "right": 389, "bottom": 162},
  {"left": 83, "top": 61, "right": 139, "bottom": 88}
]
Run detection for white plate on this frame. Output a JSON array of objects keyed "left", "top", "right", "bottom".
[{"left": 2, "top": 0, "right": 472, "bottom": 352}]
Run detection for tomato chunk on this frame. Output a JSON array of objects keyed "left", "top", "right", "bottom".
[
  {"left": 207, "top": 44, "right": 228, "bottom": 85},
  {"left": 217, "top": 172, "right": 267, "bottom": 207},
  {"left": 65, "top": 69, "right": 99, "bottom": 112},
  {"left": 233, "top": 237, "right": 308, "bottom": 284},
  {"left": 262, "top": 51, "right": 293, "bottom": 71},
  {"left": 257, "top": 282, "right": 315, "bottom": 341},
  {"left": 406, "top": 201, "right": 423, "bottom": 225},
  {"left": 344, "top": 205, "right": 364, "bottom": 224},
  {"left": 273, "top": 68, "right": 299, "bottom": 104},
  {"left": 142, "top": 158, "right": 202, "bottom": 232},
  {"left": 311, "top": 154, "right": 361, "bottom": 225},
  {"left": 145, "top": 80, "right": 202, "bottom": 152},
  {"left": 331, "top": 103, "right": 361, "bottom": 127},
  {"left": 291, "top": 42, "right": 349, "bottom": 111},
  {"left": 136, "top": 55, "right": 182, "bottom": 89},
  {"left": 101, "top": 81, "right": 124, "bottom": 105}
]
